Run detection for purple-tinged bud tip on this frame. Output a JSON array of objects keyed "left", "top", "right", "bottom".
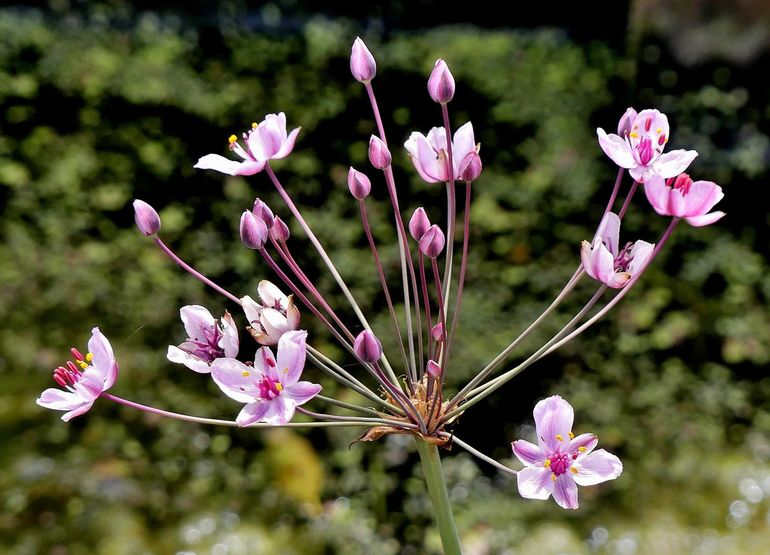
[
  {"left": 252, "top": 198, "right": 275, "bottom": 229},
  {"left": 617, "top": 107, "right": 638, "bottom": 137},
  {"left": 240, "top": 211, "right": 268, "bottom": 250},
  {"left": 431, "top": 322, "right": 444, "bottom": 342},
  {"left": 354, "top": 330, "right": 382, "bottom": 364},
  {"left": 350, "top": 37, "right": 377, "bottom": 83},
  {"left": 419, "top": 225, "right": 445, "bottom": 258},
  {"left": 133, "top": 199, "right": 161, "bottom": 236},
  {"left": 270, "top": 215, "right": 290, "bottom": 242},
  {"left": 458, "top": 151, "right": 482, "bottom": 182},
  {"left": 347, "top": 167, "right": 372, "bottom": 200},
  {"left": 368, "top": 136, "right": 391, "bottom": 170},
  {"left": 409, "top": 207, "right": 431, "bottom": 241},
  {"left": 427, "top": 59, "right": 455, "bottom": 104},
  {"left": 426, "top": 359, "right": 442, "bottom": 379}
]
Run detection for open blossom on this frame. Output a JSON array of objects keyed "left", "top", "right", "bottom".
[
  {"left": 404, "top": 122, "right": 478, "bottom": 183},
  {"left": 211, "top": 330, "right": 321, "bottom": 426},
  {"left": 242, "top": 281, "right": 300, "bottom": 345},
  {"left": 512, "top": 395, "right": 622, "bottom": 510},
  {"left": 597, "top": 108, "right": 697, "bottom": 183},
  {"left": 37, "top": 327, "right": 118, "bottom": 422},
  {"left": 644, "top": 173, "right": 726, "bottom": 227},
  {"left": 581, "top": 212, "right": 654, "bottom": 289},
  {"left": 167, "top": 306, "right": 239, "bottom": 373},
  {"left": 194, "top": 113, "right": 300, "bottom": 176}
]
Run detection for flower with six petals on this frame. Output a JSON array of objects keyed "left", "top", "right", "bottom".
[
  {"left": 167, "top": 306, "right": 239, "bottom": 373},
  {"left": 210, "top": 330, "right": 321, "bottom": 426},
  {"left": 242, "top": 281, "right": 300, "bottom": 346},
  {"left": 512, "top": 395, "right": 623, "bottom": 509},
  {"left": 404, "top": 122, "right": 478, "bottom": 183},
  {"left": 644, "top": 173, "right": 725, "bottom": 227},
  {"left": 37, "top": 327, "right": 119, "bottom": 421}
]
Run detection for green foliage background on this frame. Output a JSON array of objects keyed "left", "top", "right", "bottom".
[{"left": 1, "top": 5, "right": 768, "bottom": 554}]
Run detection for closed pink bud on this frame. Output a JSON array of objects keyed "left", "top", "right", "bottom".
[
  {"left": 458, "top": 151, "right": 482, "bottom": 182},
  {"left": 409, "top": 207, "right": 431, "bottom": 241},
  {"left": 426, "top": 359, "right": 442, "bottom": 379},
  {"left": 368, "top": 136, "right": 392, "bottom": 169},
  {"left": 347, "top": 167, "right": 372, "bottom": 200},
  {"left": 270, "top": 216, "right": 290, "bottom": 242},
  {"left": 240, "top": 211, "right": 268, "bottom": 249},
  {"left": 133, "top": 199, "right": 161, "bottom": 236},
  {"left": 419, "top": 225, "right": 445, "bottom": 258},
  {"left": 617, "top": 107, "right": 638, "bottom": 137},
  {"left": 350, "top": 37, "right": 376, "bottom": 83},
  {"left": 427, "top": 59, "right": 455, "bottom": 104},
  {"left": 252, "top": 198, "right": 275, "bottom": 229},
  {"left": 354, "top": 330, "right": 382, "bottom": 363},
  {"left": 431, "top": 322, "right": 444, "bottom": 342}
]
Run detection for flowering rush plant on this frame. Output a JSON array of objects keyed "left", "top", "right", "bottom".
[{"left": 38, "top": 37, "right": 725, "bottom": 552}]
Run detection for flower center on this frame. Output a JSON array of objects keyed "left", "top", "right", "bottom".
[
  {"left": 52, "top": 349, "right": 93, "bottom": 387},
  {"left": 637, "top": 136, "right": 654, "bottom": 165},
  {"left": 182, "top": 324, "right": 224, "bottom": 362},
  {"left": 613, "top": 242, "right": 635, "bottom": 272},
  {"left": 544, "top": 452, "right": 572, "bottom": 476},
  {"left": 666, "top": 173, "right": 693, "bottom": 195},
  {"left": 258, "top": 375, "right": 283, "bottom": 400}
]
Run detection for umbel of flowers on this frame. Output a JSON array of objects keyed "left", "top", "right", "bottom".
[{"left": 38, "top": 37, "right": 725, "bottom": 553}]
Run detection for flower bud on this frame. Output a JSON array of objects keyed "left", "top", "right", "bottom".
[
  {"left": 427, "top": 59, "right": 455, "bottom": 104},
  {"left": 270, "top": 216, "right": 290, "bottom": 242},
  {"left": 252, "top": 198, "right": 275, "bottom": 229},
  {"left": 458, "top": 151, "right": 482, "bottom": 182},
  {"left": 368, "top": 136, "right": 392, "bottom": 169},
  {"left": 240, "top": 211, "right": 268, "bottom": 249},
  {"left": 409, "top": 207, "right": 431, "bottom": 241},
  {"left": 419, "top": 225, "right": 445, "bottom": 258},
  {"left": 354, "top": 330, "right": 382, "bottom": 364},
  {"left": 350, "top": 37, "right": 376, "bottom": 83},
  {"left": 426, "top": 359, "right": 442, "bottom": 379},
  {"left": 617, "top": 107, "right": 637, "bottom": 137},
  {"left": 347, "top": 167, "right": 371, "bottom": 200},
  {"left": 431, "top": 322, "right": 444, "bottom": 342},
  {"left": 133, "top": 199, "right": 161, "bottom": 236}
]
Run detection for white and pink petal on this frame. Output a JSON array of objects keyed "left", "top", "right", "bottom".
[
  {"left": 571, "top": 449, "right": 623, "bottom": 486},
  {"left": 512, "top": 439, "right": 546, "bottom": 466},
  {"left": 516, "top": 467, "right": 554, "bottom": 500}
]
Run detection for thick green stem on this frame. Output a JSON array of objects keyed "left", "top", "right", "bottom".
[{"left": 415, "top": 439, "right": 462, "bottom": 554}]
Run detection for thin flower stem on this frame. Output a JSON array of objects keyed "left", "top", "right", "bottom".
[
  {"left": 306, "top": 346, "right": 378, "bottom": 399},
  {"left": 418, "top": 252, "right": 434, "bottom": 366},
  {"left": 265, "top": 164, "right": 404, "bottom": 389},
  {"left": 153, "top": 237, "right": 241, "bottom": 305},
  {"left": 441, "top": 105, "right": 457, "bottom": 314},
  {"left": 364, "top": 82, "right": 388, "bottom": 143},
  {"left": 445, "top": 268, "right": 585, "bottom": 413},
  {"left": 315, "top": 395, "right": 384, "bottom": 417},
  {"left": 358, "top": 200, "right": 411, "bottom": 373},
  {"left": 447, "top": 435, "right": 518, "bottom": 476},
  {"left": 101, "top": 393, "right": 367, "bottom": 429},
  {"left": 603, "top": 167, "right": 626, "bottom": 216},
  {"left": 415, "top": 439, "right": 462, "bottom": 555},
  {"left": 443, "top": 284, "right": 607, "bottom": 421},
  {"left": 297, "top": 407, "right": 419, "bottom": 430},
  {"left": 428, "top": 258, "right": 447, "bottom": 419},
  {"left": 618, "top": 180, "right": 640, "bottom": 219},
  {"left": 446, "top": 181, "right": 472, "bottom": 354}
]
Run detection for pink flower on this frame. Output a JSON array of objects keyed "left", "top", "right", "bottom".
[
  {"left": 404, "top": 122, "right": 478, "bottom": 183},
  {"left": 597, "top": 109, "right": 698, "bottom": 183},
  {"left": 581, "top": 212, "right": 654, "bottom": 289},
  {"left": 167, "top": 306, "right": 239, "bottom": 373},
  {"left": 644, "top": 173, "right": 725, "bottom": 227},
  {"left": 194, "top": 113, "right": 300, "bottom": 176},
  {"left": 241, "top": 281, "right": 300, "bottom": 346},
  {"left": 210, "top": 330, "right": 321, "bottom": 426},
  {"left": 37, "top": 327, "right": 119, "bottom": 421},
  {"left": 512, "top": 395, "right": 622, "bottom": 510},
  {"left": 350, "top": 37, "right": 376, "bottom": 83}
]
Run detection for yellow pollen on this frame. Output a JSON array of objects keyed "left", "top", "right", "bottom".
[
  {"left": 551, "top": 473, "right": 557, "bottom": 482},
  {"left": 78, "top": 361, "right": 88, "bottom": 369},
  {"left": 656, "top": 127, "right": 663, "bottom": 134},
  {"left": 578, "top": 446, "right": 587, "bottom": 452},
  {"left": 251, "top": 122, "right": 258, "bottom": 129},
  {"left": 241, "top": 371, "right": 250, "bottom": 377},
  {"left": 544, "top": 459, "right": 551, "bottom": 468},
  {"left": 555, "top": 434, "right": 564, "bottom": 441},
  {"left": 276, "top": 383, "right": 283, "bottom": 392},
  {"left": 568, "top": 431, "right": 574, "bottom": 439},
  {"left": 85, "top": 352, "right": 94, "bottom": 362},
  {"left": 570, "top": 467, "right": 578, "bottom": 474},
  {"left": 228, "top": 134, "right": 237, "bottom": 144},
  {"left": 629, "top": 132, "right": 639, "bottom": 138},
  {"left": 283, "top": 367, "right": 289, "bottom": 373}
]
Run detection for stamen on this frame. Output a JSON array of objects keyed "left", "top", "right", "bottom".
[
  {"left": 578, "top": 446, "right": 587, "bottom": 452},
  {"left": 568, "top": 431, "right": 574, "bottom": 439},
  {"left": 656, "top": 127, "right": 662, "bottom": 134},
  {"left": 251, "top": 122, "right": 258, "bottom": 129},
  {"left": 275, "top": 383, "right": 283, "bottom": 392},
  {"left": 70, "top": 348, "right": 84, "bottom": 361},
  {"left": 555, "top": 434, "right": 564, "bottom": 441},
  {"left": 629, "top": 132, "right": 639, "bottom": 138},
  {"left": 644, "top": 117, "right": 652, "bottom": 132},
  {"left": 242, "top": 371, "right": 251, "bottom": 377},
  {"left": 544, "top": 459, "right": 551, "bottom": 467},
  {"left": 283, "top": 367, "right": 289, "bottom": 373},
  {"left": 85, "top": 352, "right": 93, "bottom": 362},
  {"left": 570, "top": 467, "right": 578, "bottom": 474},
  {"left": 551, "top": 473, "right": 556, "bottom": 481},
  {"left": 228, "top": 134, "right": 237, "bottom": 144}
]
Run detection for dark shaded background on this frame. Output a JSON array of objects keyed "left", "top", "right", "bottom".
[{"left": 1, "top": 0, "right": 769, "bottom": 553}]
